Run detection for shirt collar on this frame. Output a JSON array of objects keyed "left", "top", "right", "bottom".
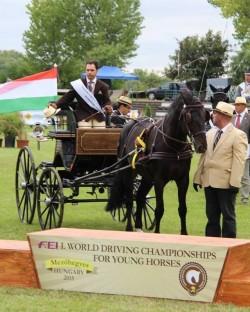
[{"left": 86, "top": 77, "right": 97, "bottom": 84}]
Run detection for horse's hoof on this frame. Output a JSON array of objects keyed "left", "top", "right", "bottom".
[
  {"left": 126, "top": 227, "right": 133, "bottom": 232},
  {"left": 135, "top": 228, "right": 143, "bottom": 232}
]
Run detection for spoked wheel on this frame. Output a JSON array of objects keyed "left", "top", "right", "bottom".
[
  {"left": 133, "top": 179, "right": 156, "bottom": 231},
  {"left": 110, "top": 204, "right": 128, "bottom": 222},
  {"left": 37, "top": 167, "right": 64, "bottom": 230},
  {"left": 108, "top": 178, "right": 156, "bottom": 231},
  {"left": 15, "top": 147, "right": 37, "bottom": 224},
  {"left": 143, "top": 194, "right": 156, "bottom": 230}
]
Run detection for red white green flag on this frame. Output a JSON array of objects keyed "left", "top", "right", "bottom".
[{"left": 0, "top": 67, "right": 58, "bottom": 114}]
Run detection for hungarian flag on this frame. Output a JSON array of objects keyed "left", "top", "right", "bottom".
[{"left": 0, "top": 67, "right": 58, "bottom": 114}]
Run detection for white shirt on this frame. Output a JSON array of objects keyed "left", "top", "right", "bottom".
[{"left": 86, "top": 77, "right": 97, "bottom": 93}]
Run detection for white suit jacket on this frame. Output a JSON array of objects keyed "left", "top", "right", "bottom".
[{"left": 193, "top": 124, "right": 248, "bottom": 188}]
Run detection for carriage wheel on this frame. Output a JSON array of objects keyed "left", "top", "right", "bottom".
[
  {"left": 143, "top": 194, "right": 156, "bottom": 231},
  {"left": 133, "top": 179, "right": 156, "bottom": 231},
  {"left": 110, "top": 203, "right": 128, "bottom": 222},
  {"left": 37, "top": 167, "right": 64, "bottom": 230},
  {"left": 15, "top": 147, "right": 36, "bottom": 224}
]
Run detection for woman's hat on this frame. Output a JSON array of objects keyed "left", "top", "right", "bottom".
[
  {"left": 117, "top": 96, "right": 132, "bottom": 108},
  {"left": 213, "top": 101, "right": 234, "bottom": 117},
  {"left": 234, "top": 96, "right": 247, "bottom": 105}
]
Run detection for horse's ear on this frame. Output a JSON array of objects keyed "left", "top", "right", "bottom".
[
  {"left": 223, "top": 85, "right": 231, "bottom": 93},
  {"left": 209, "top": 84, "right": 217, "bottom": 93},
  {"left": 205, "top": 109, "right": 211, "bottom": 122}
]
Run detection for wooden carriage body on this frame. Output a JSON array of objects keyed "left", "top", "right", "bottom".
[
  {"left": 47, "top": 109, "right": 121, "bottom": 175},
  {"left": 15, "top": 108, "right": 155, "bottom": 231}
]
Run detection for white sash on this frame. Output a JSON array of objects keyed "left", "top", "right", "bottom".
[{"left": 70, "top": 79, "right": 104, "bottom": 114}]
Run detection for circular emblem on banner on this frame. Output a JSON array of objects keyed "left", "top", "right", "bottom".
[{"left": 179, "top": 262, "right": 207, "bottom": 295}]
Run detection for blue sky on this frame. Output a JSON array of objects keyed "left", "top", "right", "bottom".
[{"left": 0, "top": 0, "right": 236, "bottom": 72}]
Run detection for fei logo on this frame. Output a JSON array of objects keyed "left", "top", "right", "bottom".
[{"left": 38, "top": 241, "right": 59, "bottom": 249}]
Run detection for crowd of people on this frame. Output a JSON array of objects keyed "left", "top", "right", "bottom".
[{"left": 46, "top": 61, "right": 250, "bottom": 239}]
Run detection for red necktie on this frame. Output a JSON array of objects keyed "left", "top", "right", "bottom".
[{"left": 235, "top": 114, "right": 241, "bottom": 128}]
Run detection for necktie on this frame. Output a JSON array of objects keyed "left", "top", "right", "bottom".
[
  {"left": 88, "top": 81, "right": 93, "bottom": 93},
  {"left": 213, "top": 130, "right": 223, "bottom": 150},
  {"left": 235, "top": 114, "right": 241, "bottom": 128}
]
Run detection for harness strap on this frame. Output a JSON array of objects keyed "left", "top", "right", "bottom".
[
  {"left": 132, "top": 129, "right": 147, "bottom": 169},
  {"left": 149, "top": 150, "right": 193, "bottom": 160}
]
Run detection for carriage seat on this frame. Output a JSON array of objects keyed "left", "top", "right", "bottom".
[{"left": 76, "top": 128, "right": 121, "bottom": 155}]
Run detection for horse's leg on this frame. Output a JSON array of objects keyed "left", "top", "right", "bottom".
[
  {"left": 135, "top": 178, "right": 153, "bottom": 231},
  {"left": 154, "top": 182, "right": 165, "bottom": 233},
  {"left": 176, "top": 176, "right": 189, "bottom": 235},
  {"left": 124, "top": 170, "right": 134, "bottom": 232}
]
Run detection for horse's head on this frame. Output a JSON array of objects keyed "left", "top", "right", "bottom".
[
  {"left": 210, "top": 84, "right": 230, "bottom": 109},
  {"left": 179, "top": 89, "right": 208, "bottom": 153}
]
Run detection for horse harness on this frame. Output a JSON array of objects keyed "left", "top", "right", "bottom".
[{"left": 133, "top": 102, "right": 205, "bottom": 165}]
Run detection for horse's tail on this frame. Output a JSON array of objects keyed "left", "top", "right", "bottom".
[{"left": 106, "top": 167, "right": 133, "bottom": 211}]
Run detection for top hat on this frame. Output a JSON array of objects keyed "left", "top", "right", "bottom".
[{"left": 213, "top": 101, "right": 234, "bottom": 117}]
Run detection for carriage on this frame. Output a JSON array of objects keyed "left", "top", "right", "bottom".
[{"left": 15, "top": 107, "right": 155, "bottom": 230}]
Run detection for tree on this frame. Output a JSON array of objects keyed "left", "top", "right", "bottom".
[
  {"left": 126, "top": 69, "right": 166, "bottom": 92},
  {"left": 208, "top": 0, "right": 250, "bottom": 40},
  {"left": 229, "top": 42, "right": 250, "bottom": 84},
  {"left": 0, "top": 50, "right": 33, "bottom": 83},
  {"left": 208, "top": 1, "right": 250, "bottom": 83},
  {"left": 164, "top": 30, "right": 229, "bottom": 92},
  {"left": 23, "top": 0, "right": 143, "bottom": 87}
]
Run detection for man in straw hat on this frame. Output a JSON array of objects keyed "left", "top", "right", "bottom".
[
  {"left": 48, "top": 60, "right": 112, "bottom": 127},
  {"left": 111, "top": 96, "right": 132, "bottom": 126},
  {"left": 232, "top": 96, "right": 250, "bottom": 204},
  {"left": 193, "top": 101, "right": 247, "bottom": 238}
]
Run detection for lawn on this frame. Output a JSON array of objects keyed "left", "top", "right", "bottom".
[{"left": 0, "top": 135, "right": 249, "bottom": 311}]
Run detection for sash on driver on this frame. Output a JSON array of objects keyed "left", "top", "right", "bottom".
[{"left": 70, "top": 79, "right": 104, "bottom": 115}]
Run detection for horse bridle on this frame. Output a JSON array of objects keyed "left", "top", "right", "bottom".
[{"left": 180, "top": 102, "right": 206, "bottom": 139}]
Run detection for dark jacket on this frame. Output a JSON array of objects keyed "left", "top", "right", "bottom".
[
  {"left": 56, "top": 78, "right": 111, "bottom": 122},
  {"left": 111, "top": 109, "right": 128, "bottom": 126},
  {"left": 232, "top": 112, "right": 250, "bottom": 143}
]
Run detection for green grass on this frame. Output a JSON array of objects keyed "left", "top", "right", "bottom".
[{"left": 0, "top": 135, "right": 250, "bottom": 311}]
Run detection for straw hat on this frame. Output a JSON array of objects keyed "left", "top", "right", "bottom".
[
  {"left": 234, "top": 96, "right": 247, "bottom": 105},
  {"left": 213, "top": 101, "right": 234, "bottom": 117},
  {"left": 117, "top": 96, "right": 132, "bottom": 108},
  {"left": 43, "top": 105, "right": 57, "bottom": 118}
]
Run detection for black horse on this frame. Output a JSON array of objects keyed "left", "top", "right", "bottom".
[
  {"left": 209, "top": 84, "right": 230, "bottom": 109},
  {"left": 205, "top": 84, "right": 231, "bottom": 131},
  {"left": 106, "top": 89, "right": 208, "bottom": 234}
]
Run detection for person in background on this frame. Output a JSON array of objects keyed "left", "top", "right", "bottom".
[
  {"left": 50, "top": 60, "right": 112, "bottom": 127},
  {"left": 232, "top": 96, "right": 250, "bottom": 204},
  {"left": 193, "top": 101, "right": 247, "bottom": 238},
  {"left": 235, "top": 70, "right": 250, "bottom": 103},
  {"left": 111, "top": 96, "right": 132, "bottom": 127}
]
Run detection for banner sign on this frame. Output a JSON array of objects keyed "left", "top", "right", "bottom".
[{"left": 28, "top": 229, "right": 230, "bottom": 302}]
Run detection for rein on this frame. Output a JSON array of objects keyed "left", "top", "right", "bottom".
[{"left": 139, "top": 100, "right": 205, "bottom": 162}]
